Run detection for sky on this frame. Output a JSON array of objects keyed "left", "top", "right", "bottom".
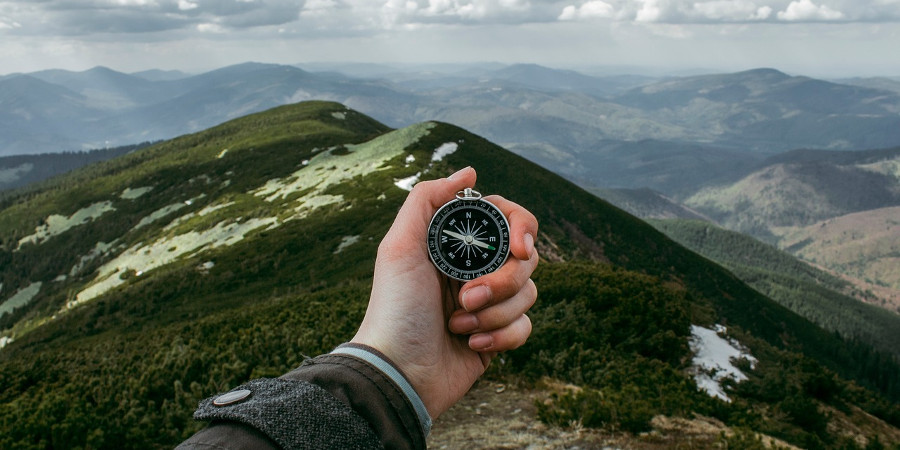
[{"left": 1, "top": 0, "right": 899, "bottom": 77}]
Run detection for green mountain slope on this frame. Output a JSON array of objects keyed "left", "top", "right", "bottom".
[
  {"left": 1, "top": 102, "right": 898, "bottom": 449},
  {"left": 650, "top": 219, "right": 900, "bottom": 358}
]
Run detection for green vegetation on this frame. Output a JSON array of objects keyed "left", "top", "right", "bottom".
[
  {"left": 1, "top": 102, "right": 899, "bottom": 448},
  {"left": 651, "top": 219, "right": 900, "bottom": 360}
]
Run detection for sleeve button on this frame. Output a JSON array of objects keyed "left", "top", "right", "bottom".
[{"left": 213, "top": 389, "right": 252, "bottom": 406}]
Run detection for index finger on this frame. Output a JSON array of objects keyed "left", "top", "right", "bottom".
[
  {"left": 458, "top": 196, "right": 539, "bottom": 312},
  {"left": 484, "top": 195, "right": 538, "bottom": 261}
]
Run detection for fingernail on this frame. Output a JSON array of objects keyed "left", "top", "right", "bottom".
[
  {"left": 469, "top": 333, "right": 493, "bottom": 351},
  {"left": 462, "top": 285, "right": 491, "bottom": 312},
  {"left": 448, "top": 166, "right": 472, "bottom": 181},
  {"left": 524, "top": 233, "right": 535, "bottom": 257},
  {"left": 451, "top": 313, "right": 479, "bottom": 334}
]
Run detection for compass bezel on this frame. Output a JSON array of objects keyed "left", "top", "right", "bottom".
[{"left": 427, "top": 196, "right": 510, "bottom": 281}]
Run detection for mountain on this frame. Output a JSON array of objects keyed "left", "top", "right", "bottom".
[
  {"left": 485, "top": 63, "right": 650, "bottom": 97},
  {"left": 131, "top": 69, "right": 192, "bottom": 82},
  {"left": 837, "top": 76, "right": 900, "bottom": 95},
  {"left": 0, "top": 63, "right": 415, "bottom": 155},
  {"left": 686, "top": 146, "right": 900, "bottom": 232},
  {"left": 612, "top": 68, "right": 900, "bottom": 152},
  {"left": 7, "top": 63, "right": 900, "bottom": 166},
  {"left": 590, "top": 187, "right": 710, "bottom": 220},
  {"left": 1, "top": 102, "right": 898, "bottom": 449},
  {"left": 29, "top": 66, "right": 167, "bottom": 109},
  {"left": 0, "top": 75, "right": 106, "bottom": 155},
  {"left": 684, "top": 146, "right": 900, "bottom": 292}
]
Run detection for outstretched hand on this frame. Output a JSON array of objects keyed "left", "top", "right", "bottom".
[{"left": 351, "top": 166, "right": 539, "bottom": 419}]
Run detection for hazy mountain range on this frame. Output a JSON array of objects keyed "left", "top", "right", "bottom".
[
  {"left": 4, "top": 62, "right": 900, "bottom": 160},
  {"left": 4, "top": 61, "right": 900, "bottom": 308},
  {"left": 1, "top": 102, "right": 898, "bottom": 448}
]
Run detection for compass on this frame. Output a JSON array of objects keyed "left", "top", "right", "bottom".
[{"left": 427, "top": 188, "right": 510, "bottom": 281}]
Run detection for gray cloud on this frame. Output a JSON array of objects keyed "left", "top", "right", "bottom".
[
  {"left": 2, "top": 0, "right": 900, "bottom": 41},
  {"left": 0, "top": 0, "right": 301, "bottom": 36}
]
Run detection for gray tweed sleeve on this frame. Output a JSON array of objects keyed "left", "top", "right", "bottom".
[{"left": 187, "top": 377, "right": 381, "bottom": 450}]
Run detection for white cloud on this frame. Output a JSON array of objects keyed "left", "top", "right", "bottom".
[
  {"left": 635, "top": 0, "right": 662, "bottom": 22},
  {"left": 178, "top": 0, "right": 198, "bottom": 11},
  {"left": 692, "top": 1, "right": 771, "bottom": 21},
  {"left": 777, "top": 0, "right": 845, "bottom": 21},
  {"left": 754, "top": 5, "right": 772, "bottom": 19},
  {"left": 196, "top": 22, "right": 225, "bottom": 32},
  {"left": 558, "top": 0, "right": 613, "bottom": 21}
]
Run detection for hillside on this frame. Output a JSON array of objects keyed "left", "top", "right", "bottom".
[
  {"left": 777, "top": 206, "right": 900, "bottom": 293},
  {"left": 1, "top": 102, "right": 899, "bottom": 449},
  {"left": 650, "top": 219, "right": 900, "bottom": 357},
  {"left": 590, "top": 187, "right": 710, "bottom": 220},
  {"left": 684, "top": 147, "right": 900, "bottom": 292}
]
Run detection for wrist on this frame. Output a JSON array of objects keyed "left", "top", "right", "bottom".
[{"left": 331, "top": 343, "right": 433, "bottom": 436}]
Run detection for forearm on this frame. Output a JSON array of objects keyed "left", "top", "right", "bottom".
[{"left": 177, "top": 344, "right": 430, "bottom": 450}]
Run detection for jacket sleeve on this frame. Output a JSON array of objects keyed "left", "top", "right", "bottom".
[{"left": 176, "top": 343, "right": 431, "bottom": 450}]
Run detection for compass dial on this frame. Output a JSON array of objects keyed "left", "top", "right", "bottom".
[{"left": 428, "top": 194, "right": 510, "bottom": 281}]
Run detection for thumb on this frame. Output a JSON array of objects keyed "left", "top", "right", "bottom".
[{"left": 378, "top": 167, "right": 477, "bottom": 262}]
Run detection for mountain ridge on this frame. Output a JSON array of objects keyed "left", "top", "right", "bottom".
[{"left": 4, "top": 62, "right": 900, "bottom": 159}]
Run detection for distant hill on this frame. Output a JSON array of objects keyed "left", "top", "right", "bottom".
[
  {"left": 683, "top": 147, "right": 900, "bottom": 292},
  {"left": 0, "top": 63, "right": 414, "bottom": 155},
  {"left": 589, "top": 187, "right": 710, "bottom": 220},
  {"left": 686, "top": 147, "right": 900, "bottom": 230},
  {"left": 778, "top": 206, "right": 900, "bottom": 292},
  {"left": 0, "top": 143, "right": 153, "bottom": 193},
  {"left": 130, "top": 69, "right": 192, "bottom": 82},
  {"left": 837, "top": 76, "right": 900, "bottom": 95},
  {"left": 1, "top": 102, "right": 898, "bottom": 449},
  {"left": 613, "top": 68, "right": 900, "bottom": 152}
]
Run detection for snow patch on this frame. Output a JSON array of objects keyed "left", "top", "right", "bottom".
[
  {"left": 254, "top": 122, "right": 435, "bottom": 211},
  {"left": 164, "top": 201, "right": 236, "bottom": 231},
  {"left": 120, "top": 186, "right": 153, "bottom": 200},
  {"left": 294, "top": 195, "right": 345, "bottom": 218},
  {"left": 690, "top": 324, "right": 757, "bottom": 402},
  {"left": 198, "top": 261, "right": 215, "bottom": 274},
  {"left": 134, "top": 195, "right": 206, "bottom": 230},
  {"left": 0, "top": 282, "right": 42, "bottom": 317},
  {"left": 0, "top": 335, "right": 11, "bottom": 350},
  {"left": 18, "top": 201, "right": 115, "bottom": 249},
  {"left": 72, "top": 217, "right": 278, "bottom": 308},
  {"left": 332, "top": 111, "right": 347, "bottom": 120},
  {"left": 394, "top": 173, "right": 420, "bottom": 191},
  {"left": 432, "top": 142, "right": 458, "bottom": 162},
  {"left": 405, "top": 154, "right": 416, "bottom": 165},
  {"left": 334, "top": 235, "right": 361, "bottom": 254}
]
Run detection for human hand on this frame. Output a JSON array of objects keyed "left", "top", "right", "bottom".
[{"left": 351, "top": 166, "right": 539, "bottom": 419}]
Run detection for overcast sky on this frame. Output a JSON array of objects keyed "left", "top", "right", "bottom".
[{"left": 1, "top": 0, "right": 899, "bottom": 77}]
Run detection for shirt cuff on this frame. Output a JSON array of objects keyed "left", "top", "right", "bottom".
[{"left": 331, "top": 343, "right": 433, "bottom": 437}]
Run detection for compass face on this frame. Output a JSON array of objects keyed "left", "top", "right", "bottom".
[{"left": 427, "top": 197, "right": 510, "bottom": 281}]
